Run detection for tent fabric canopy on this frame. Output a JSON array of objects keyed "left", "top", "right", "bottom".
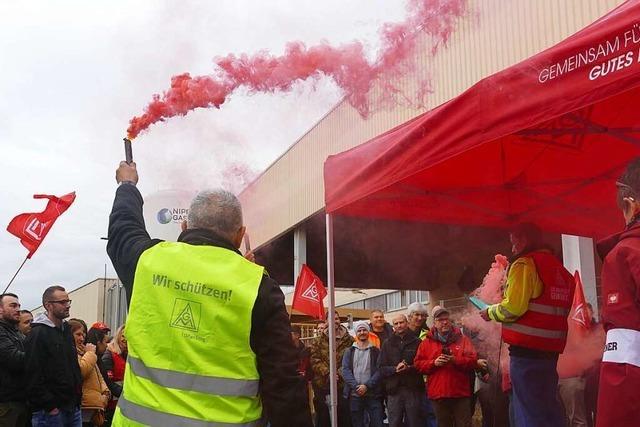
[{"left": 324, "top": 0, "right": 640, "bottom": 239}]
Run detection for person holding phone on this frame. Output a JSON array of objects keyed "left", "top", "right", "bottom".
[{"left": 414, "top": 306, "right": 486, "bottom": 427}]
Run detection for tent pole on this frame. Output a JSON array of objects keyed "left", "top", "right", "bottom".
[{"left": 326, "top": 213, "right": 338, "bottom": 427}]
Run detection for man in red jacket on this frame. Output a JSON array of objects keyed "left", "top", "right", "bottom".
[
  {"left": 414, "top": 306, "right": 486, "bottom": 427},
  {"left": 595, "top": 158, "right": 640, "bottom": 427}
]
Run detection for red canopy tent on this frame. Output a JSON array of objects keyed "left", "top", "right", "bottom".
[
  {"left": 321, "top": 2, "right": 640, "bottom": 424},
  {"left": 325, "top": 0, "right": 640, "bottom": 239}
]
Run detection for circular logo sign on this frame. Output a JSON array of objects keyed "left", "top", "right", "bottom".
[{"left": 157, "top": 208, "right": 172, "bottom": 224}]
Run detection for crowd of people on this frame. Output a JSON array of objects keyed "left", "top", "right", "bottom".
[
  {"left": 0, "top": 287, "right": 127, "bottom": 427},
  {"left": 299, "top": 303, "right": 488, "bottom": 427},
  {"left": 1, "top": 157, "right": 638, "bottom": 427}
]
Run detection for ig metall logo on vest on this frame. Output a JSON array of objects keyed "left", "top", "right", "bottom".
[{"left": 170, "top": 298, "right": 202, "bottom": 332}]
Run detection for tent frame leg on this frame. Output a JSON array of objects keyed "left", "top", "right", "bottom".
[{"left": 326, "top": 213, "right": 338, "bottom": 427}]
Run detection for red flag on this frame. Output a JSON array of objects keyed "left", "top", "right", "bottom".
[
  {"left": 7, "top": 192, "right": 76, "bottom": 258},
  {"left": 292, "top": 264, "right": 327, "bottom": 320},
  {"left": 570, "top": 271, "right": 592, "bottom": 330}
]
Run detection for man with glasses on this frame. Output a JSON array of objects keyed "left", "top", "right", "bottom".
[
  {"left": 24, "top": 286, "right": 82, "bottom": 427},
  {"left": 406, "top": 302, "right": 430, "bottom": 340},
  {"left": 406, "top": 302, "right": 437, "bottom": 427},
  {"left": 415, "top": 306, "right": 486, "bottom": 427}
]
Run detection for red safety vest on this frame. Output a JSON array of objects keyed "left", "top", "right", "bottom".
[{"left": 502, "top": 251, "right": 575, "bottom": 353}]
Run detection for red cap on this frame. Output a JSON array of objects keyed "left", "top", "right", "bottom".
[{"left": 91, "top": 322, "right": 111, "bottom": 332}]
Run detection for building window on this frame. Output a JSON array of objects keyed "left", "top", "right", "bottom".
[
  {"left": 386, "top": 291, "right": 404, "bottom": 311},
  {"left": 364, "top": 295, "right": 387, "bottom": 311},
  {"left": 340, "top": 300, "right": 365, "bottom": 310}
]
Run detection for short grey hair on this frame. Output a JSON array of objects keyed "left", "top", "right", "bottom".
[
  {"left": 187, "top": 189, "right": 243, "bottom": 241},
  {"left": 407, "top": 302, "right": 428, "bottom": 318}
]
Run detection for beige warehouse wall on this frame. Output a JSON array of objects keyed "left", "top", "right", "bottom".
[{"left": 239, "top": 0, "right": 624, "bottom": 248}]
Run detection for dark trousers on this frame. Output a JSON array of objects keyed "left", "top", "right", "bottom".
[
  {"left": 349, "top": 395, "right": 384, "bottom": 427},
  {"left": 0, "top": 402, "right": 29, "bottom": 427},
  {"left": 387, "top": 388, "right": 422, "bottom": 427},
  {"left": 420, "top": 393, "right": 438, "bottom": 427},
  {"left": 314, "top": 392, "right": 352, "bottom": 427},
  {"left": 431, "top": 397, "right": 472, "bottom": 427},
  {"left": 510, "top": 355, "right": 564, "bottom": 427}
]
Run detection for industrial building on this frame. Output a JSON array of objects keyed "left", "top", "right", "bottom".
[{"left": 50, "top": 0, "right": 625, "bottom": 326}]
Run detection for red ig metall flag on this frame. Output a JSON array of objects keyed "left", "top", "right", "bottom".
[
  {"left": 570, "top": 271, "right": 592, "bottom": 330},
  {"left": 6, "top": 192, "right": 76, "bottom": 258},
  {"left": 292, "top": 264, "right": 327, "bottom": 320}
]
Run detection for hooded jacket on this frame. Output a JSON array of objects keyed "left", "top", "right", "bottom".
[
  {"left": 597, "top": 221, "right": 640, "bottom": 332},
  {"left": 24, "top": 313, "right": 82, "bottom": 412},
  {"left": 341, "top": 342, "right": 382, "bottom": 398},
  {"left": 0, "top": 319, "right": 26, "bottom": 403}
]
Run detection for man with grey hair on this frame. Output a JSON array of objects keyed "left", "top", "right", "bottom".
[
  {"left": 406, "top": 302, "right": 437, "bottom": 427},
  {"left": 407, "top": 302, "right": 430, "bottom": 340},
  {"left": 107, "top": 161, "right": 311, "bottom": 427}
]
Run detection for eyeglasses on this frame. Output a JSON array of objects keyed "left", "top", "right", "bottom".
[{"left": 47, "top": 299, "right": 72, "bottom": 306}]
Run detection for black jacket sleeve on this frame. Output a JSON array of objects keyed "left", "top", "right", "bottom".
[
  {"left": 0, "top": 328, "right": 24, "bottom": 370},
  {"left": 250, "top": 275, "right": 312, "bottom": 427},
  {"left": 24, "top": 328, "right": 57, "bottom": 411},
  {"left": 107, "top": 183, "right": 162, "bottom": 303},
  {"left": 100, "top": 351, "right": 123, "bottom": 398}
]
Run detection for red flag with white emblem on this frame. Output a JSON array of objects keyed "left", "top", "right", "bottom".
[
  {"left": 292, "top": 264, "right": 327, "bottom": 320},
  {"left": 570, "top": 271, "right": 592, "bottom": 330},
  {"left": 6, "top": 192, "right": 76, "bottom": 258}
]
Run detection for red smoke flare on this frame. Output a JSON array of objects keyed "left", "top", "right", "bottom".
[{"left": 127, "top": 0, "right": 468, "bottom": 138}]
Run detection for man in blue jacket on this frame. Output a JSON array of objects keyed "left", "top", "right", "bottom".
[{"left": 342, "top": 321, "right": 384, "bottom": 427}]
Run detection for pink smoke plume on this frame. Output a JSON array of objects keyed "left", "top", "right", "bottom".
[
  {"left": 461, "top": 255, "right": 510, "bottom": 378},
  {"left": 474, "top": 254, "right": 509, "bottom": 304},
  {"left": 127, "top": 0, "right": 468, "bottom": 138},
  {"left": 221, "top": 161, "right": 259, "bottom": 195}
]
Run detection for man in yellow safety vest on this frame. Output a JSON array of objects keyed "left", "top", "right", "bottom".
[{"left": 107, "top": 161, "right": 312, "bottom": 427}]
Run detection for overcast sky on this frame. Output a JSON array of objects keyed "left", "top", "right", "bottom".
[{"left": 0, "top": 1, "right": 409, "bottom": 309}]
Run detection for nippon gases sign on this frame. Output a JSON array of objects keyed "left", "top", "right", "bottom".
[{"left": 143, "top": 189, "right": 196, "bottom": 241}]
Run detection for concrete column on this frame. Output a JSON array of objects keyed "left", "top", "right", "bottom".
[
  {"left": 561, "top": 234, "right": 598, "bottom": 316},
  {"left": 293, "top": 226, "right": 307, "bottom": 283}
]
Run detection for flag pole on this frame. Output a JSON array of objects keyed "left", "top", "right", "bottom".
[
  {"left": 3, "top": 256, "right": 28, "bottom": 294},
  {"left": 325, "top": 213, "right": 338, "bottom": 427}
]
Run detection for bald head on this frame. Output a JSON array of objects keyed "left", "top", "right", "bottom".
[
  {"left": 187, "top": 189, "right": 245, "bottom": 246},
  {"left": 391, "top": 314, "right": 408, "bottom": 335}
]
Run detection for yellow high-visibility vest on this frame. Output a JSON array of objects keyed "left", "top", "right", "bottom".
[{"left": 112, "top": 241, "right": 264, "bottom": 426}]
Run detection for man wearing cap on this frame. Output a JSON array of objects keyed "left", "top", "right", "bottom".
[
  {"left": 415, "top": 306, "right": 486, "bottom": 427},
  {"left": 91, "top": 322, "right": 111, "bottom": 335},
  {"left": 379, "top": 314, "right": 424, "bottom": 427},
  {"left": 107, "top": 162, "right": 311, "bottom": 427},
  {"left": 342, "top": 322, "right": 384, "bottom": 427},
  {"left": 479, "top": 223, "right": 574, "bottom": 427}
]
